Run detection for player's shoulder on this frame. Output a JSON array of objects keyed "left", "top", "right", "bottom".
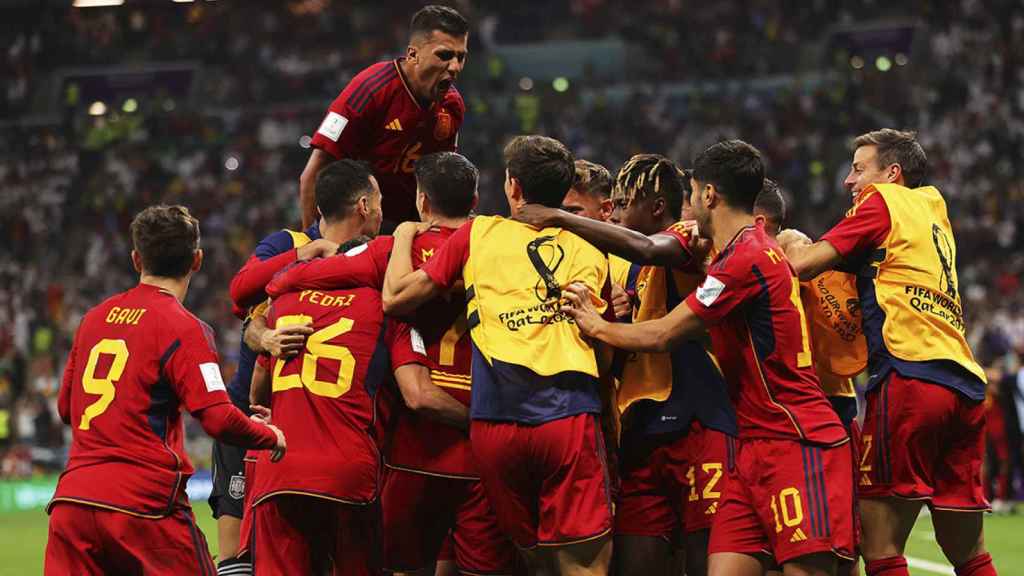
[
  {"left": 337, "top": 60, "right": 401, "bottom": 114},
  {"left": 346, "top": 60, "right": 399, "bottom": 91},
  {"left": 257, "top": 228, "right": 308, "bottom": 256}
]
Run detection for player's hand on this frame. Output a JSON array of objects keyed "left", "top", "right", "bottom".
[
  {"left": 249, "top": 404, "right": 272, "bottom": 424},
  {"left": 268, "top": 425, "right": 287, "bottom": 462},
  {"left": 681, "top": 220, "right": 713, "bottom": 262},
  {"left": 512, "top": 204, "right": 560, "bottom": 229},
  {"left": 610, "top": 283, "right": 632, "bottom": 319},
  {"left": 296, "top": 238, "right": 340, "bottom": 261},
  {"left": 394, "top": 220, "right": 434, "bottom": 239},
  {"left": 261, "top": 323, "right": 313, "bottom": 358},
  {"left": 560, "top": 282, "right": 606, "bottom": 338},
  {"left": 777, "top": 228, "right": 812, "bottom": 253}
]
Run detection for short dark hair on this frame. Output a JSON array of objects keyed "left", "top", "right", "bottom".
[
  {"left": 130, "top": 205, "right": 200, "bottom": 278},
  {"left": 613, "top": 154, "right": 686, "bottom": 218},
  {"left": 410, "top": 5, "right": 469, "bottom": 40},
  {"left": 853, "top": 128, "right": 927, "bottom": 188},
  {"left": 503, "top": 135, "right": 575, "bottom": 208},
  {"left": 753, "top": 178, "right": 787, "bottom": 229},
  {"left": 315, "top": 159, "right": 376, "bottom": 222},
  {"left": 572, "top": 160, "right": 612, "bottom": 199},
  {"left": 691, "top": 139, "right": 765, "bottom": 213},
  {"left": 415, "top": 152, "right": 478, "bottom": 218}
]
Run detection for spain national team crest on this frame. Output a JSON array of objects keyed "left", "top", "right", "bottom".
[
  {"left": 228, "top": 474, "right": 246, "bottom": 500},
  {"left": 434, "top": 111, "right": 453, "bottom": 141}
]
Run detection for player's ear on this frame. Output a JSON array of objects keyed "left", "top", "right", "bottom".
[
  {"left": 651, "top": 195, "right": 666, "bottom": 218},
  {"left": 357, "top": 195, "right": 370, "bottom": 218},
  {"left": 599, "top": 198, "right": 613, "bottom": 221},
  {"left": 130, "top": 250, "right": 143, "bottom": 274},
  {"left": 192, "top": 249, "right": 203, "bottom": 273},
  {"left": 470, "top": 192, "right": 479, "bottom": 213},
  {"left": 887, "top": 162, "right": 903, "bottom": 184},
  {"left": 406, "top": 43, "right": 418, "bottom": 63}
]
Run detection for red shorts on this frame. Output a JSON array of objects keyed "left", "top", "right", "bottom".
[
  {"left": 616, "top": 421, "right": 730, "bottom": 537},
  {"left": 859, "top": 372, "right": 989, "bottom": 511},
  {"left": 470, "top": 413, "right": 613, "bottom": 549},
  {"left": 438, "top": 531, "right": 455, "bottom": 562},
  {"left": 382, "top": 467, "right": 516, "bottom": 574},
  {"left": 45, "top": 503, "right": 215, "bottom": 575},
  {"left": 253, "top": 494, "right": 378, "bottom": 576},
  {"left": 709, "top": 438, "right": 857, "bottom": 565}
]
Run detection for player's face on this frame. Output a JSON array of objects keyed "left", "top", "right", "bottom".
[
  {"left": 561, "top": 188, "right": 608, "bottom": 221},
  {"left": 844, "top": 145, "right": 893, "bottom": 198},
  {"left": 363, "top": 176, "right": 384, "bottom": 237},
  {"left": 611, "top": 194, "right": 658, "bottom": 235},
  {"left": 410, "top": 31, "right": 468, "bottom": 102},
  {"left": 689, "top": 177, "right": 712, "bottom": 237}
]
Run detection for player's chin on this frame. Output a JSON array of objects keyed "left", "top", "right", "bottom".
[{"left": 436, "top": 79, "right": 453, "bottom": 98}]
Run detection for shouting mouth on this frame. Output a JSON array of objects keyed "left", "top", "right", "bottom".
[{"left": 437, "top": 78, "right": 453, "bottom": 96}]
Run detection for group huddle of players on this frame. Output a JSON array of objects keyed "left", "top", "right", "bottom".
[{"left": 42, "top": 5, "right": 999, "bottom": 576}]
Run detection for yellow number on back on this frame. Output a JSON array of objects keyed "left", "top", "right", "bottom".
[
  {"left": 788, "top": 278, "right": 813, "bottom": 368},
  {"left": 439, "top": 313, "right": 468, "bottom": 366},
  {"left": 271, "top": 314, "right": 356, "bottom": 398},
  {"left": 79, "top": 339, "right": 129, "bottom": 430}
]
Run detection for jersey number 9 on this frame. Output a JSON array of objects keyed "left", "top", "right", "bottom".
[{"left": 79, "top": 339, "right": 130, "bottom": 430}]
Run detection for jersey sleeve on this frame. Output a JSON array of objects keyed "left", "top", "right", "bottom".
[
  {"left": 385, "top": 318, "right": 430, "bottom": 370},
  {"left": 266, "top": 236, "right": 393, "bottom": 298},
  {"left": 58, "top": 326, "right": 81, "bottom": 425},
  {"left": 229, "top": 230, "right": 302, "bottom": 315},
  {"left": 421, "top": 221, "right": 472, "bottom": 291},
  {"left": 684, "top": 251, "right": 755, "bottom": 326},
  {"left": 309, "top": 75, "right": 379, "bottom": 160},
  {"left": 164, "top": 320, "right": 232, "bottom": 414},
  {"left": 820, "top": 189, "right": 891, "bottom": 268},
  {"left": 657, "top": 222, "right": 702, "bottom": 273}
]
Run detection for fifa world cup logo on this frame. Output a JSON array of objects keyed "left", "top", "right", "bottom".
[
  {"left": 527, "top": 236, "right": 565, "bottom": 302},
  {"left": 931, "top": 224, "right": 957, "bottom": 299}
]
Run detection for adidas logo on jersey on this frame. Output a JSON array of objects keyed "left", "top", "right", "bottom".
[
  {"left": 385, "top": 119, "right": 403, "bottom": 131},
  {"left": 790, "top": 528, "right": 807, "bottom": 543}
]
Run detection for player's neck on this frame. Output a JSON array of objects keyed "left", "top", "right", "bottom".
[
  {"left": 398, "top": 59, "right": 431, "bottom": 106},
  {"left": 710, "top": 209, "right": 756, "bottom": 253},
  {"left": 138, "top": 275, "right": 189, "bottom": 303},
  {"left": 319, "top": 218, "right": 366, "bottom": 246},
  {"left": 422, "top": 212, "right": 467, "bottom": 229}
]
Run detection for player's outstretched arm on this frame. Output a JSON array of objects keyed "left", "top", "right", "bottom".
[
  {"left": 778, "top": 229, "right": 842, "bottom": 281},
  {"left": 394, "top": 364, "right": 469, "bottom": 431},
  {"left": 561, "top": 282, "right": 704, "bottom": 353},
  {"left": 383, "top": 222, "right": 443, "bottom": 315},
  {"left": 299, "top": 149, "right": 333, "bottom": 229},
  {"left": 250, "top": 359, "right": 271, "bottom": 407},
  {"left": 513, "top": 204, "right": 698, "bottom": 268},
  {"left": 194, "top": 403, "right": 286, "bottom": 462}
]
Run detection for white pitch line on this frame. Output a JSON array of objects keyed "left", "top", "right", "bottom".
[{"left": 906, "top": 555, "right": 954, "bottom": 575}]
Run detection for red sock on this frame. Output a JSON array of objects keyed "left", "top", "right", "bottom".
[
  {"left": 956, "top": 553, "right": 997, "bottom": 576},
  {"left": 865, "top": 556, "right": 909, "bottom": 576}
]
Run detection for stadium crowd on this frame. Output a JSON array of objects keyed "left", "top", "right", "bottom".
[{"left": 1, "top": 0, "right": 1022, "bottom": 512}]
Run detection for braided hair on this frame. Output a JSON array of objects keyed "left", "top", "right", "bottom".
[{"left": 612, "top": 154, "right": 688, "bottom": 219}]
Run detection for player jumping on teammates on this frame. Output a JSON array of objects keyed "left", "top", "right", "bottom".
[{"left": 300, "top": 5, "right": 468, "bottom": 229}]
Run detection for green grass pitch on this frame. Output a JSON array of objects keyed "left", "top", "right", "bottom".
[{"left": 1, "top": 506, "right": 1021, "bottom": 573}]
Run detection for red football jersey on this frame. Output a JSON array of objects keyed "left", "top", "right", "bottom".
[
  {"left": 682, "top": 223, "right": 848, "bottom": 446},
  {"left": 51, "top": 284, "right": 233, "bottom": 517},
  {"left": 265, "top": 228, "right": 476, "bottom": 477},
  {"left": 250, "top": 286, "right": 426, "bottom": 504},
  {"left": 310, "top": 60, "right": 465, "bottom": 223}
]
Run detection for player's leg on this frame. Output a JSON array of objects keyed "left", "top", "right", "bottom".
[
  {"left": 381, "top": 468, "right": 455, "bottom": 575},
  {"left": 452, "top": 477, "right": 517, "bottom": 576},
  {"left": 930, "top": 392, "right": 996, "bottom": 575},
  {"left": 858, "top": 374, "right": 955, "bottom": 574},
  {"left": 780, "top": 552, "right": 837, "bottom": 576},
  {"left": 100, "top": 507, "right": 217, "bottom": 575},
  {"left": 613, "top": 434, "right": 680, "bottom": 576},
  {"left": 252, "top": 495, "right": 316, "bottom": 574},
  {"left": 681, "top": 424, "right": 731, "bottom": 576},
  {"left": 706, "top": 444, "right": 772, "bottom": 576},
  {"left": 44, "top": 503, "right": 106, "bottom": 575},
  {"left": 335, "top": 502, "right": 383, "bottom": 576},
  {"left": 209, "top": 440, "right": 249, "bottom": 574},
  {"left": 534, "top": 414, "right": 614, "bottom": 576},
  {"left": 435, "top": 532, "right": 457, "bottom": 576}
]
